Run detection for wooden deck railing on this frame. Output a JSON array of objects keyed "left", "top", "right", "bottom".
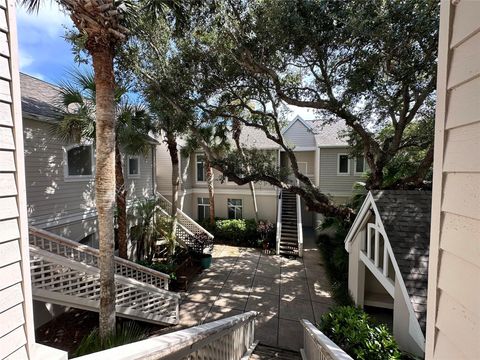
[
  {"left": 75, "top": 311, "right": 259, "bottom": 360},
  {"left": 300, "top": 320, "right": 353, "bottom": 360},
  {"left": 29, "top": 227, "right": 171, "bottom": 290},
  {"left": 30, "top": 247, "right": 180, "bottom": 325}
]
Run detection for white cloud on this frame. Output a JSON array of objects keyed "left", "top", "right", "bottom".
[
  {"left": 19, "top": 49, "right": 33, "bottom": 69},
  {"left": 17, "top": 2, "right": 72, "bottom": 39}
]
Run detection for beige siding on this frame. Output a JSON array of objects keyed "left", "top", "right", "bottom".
[
  {"left": 426, "top": 1, "right": 480, "bottom": 359},
  {"left": 155, "top": 141, "right": 173, "bottom": 195},
  {"left": 283, "top": 119, "right": 316, "bottom": 148},
  {"left": 319, "top": 148, "right": 363, "bottom": 196},
  {"left": 0, "top": 2, "right": 33, "bottom": 357},
  {"left": 125, "top": 145, "right": 154, "bottom": 200}
]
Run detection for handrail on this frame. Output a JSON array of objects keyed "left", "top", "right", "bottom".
[
  {"left": 296, "top": 193, "right": 304, "bottom": 257},
  {"left": 29, "top": 227, "right": 170, "bottom": 289},
  {"left": 75, "top": 311, "right": 259, "bottom": 360},
  {"left": 156, "top": 192, "right": 214, "bottom": 239},
  {"left": 30, "top": 246, "right": 180, "bottom": 325},
  {"left": 300, "top": 320, "right": 353, "bottom": 360},
  {"left": 276, "top": 190, "right": 282, "bottom": 255}
]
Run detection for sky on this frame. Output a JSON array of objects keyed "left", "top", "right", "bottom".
[{"left": 16, "top": 3, "right": 314, "bottom": 121}]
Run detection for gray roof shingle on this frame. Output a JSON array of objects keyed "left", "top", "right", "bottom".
[
  {"left": 20, "top": 73, "right": 63, "bottom": 120},
  {"left": 309, "top": 119, "right": 348, "bottom": 146},
  {"left": 371, "top": 190, "right": 431, "bottom": 335}
]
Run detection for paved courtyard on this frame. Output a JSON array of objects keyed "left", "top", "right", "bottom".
[{"left": 178, "top": 228, "right": 335, "bottom": 351}]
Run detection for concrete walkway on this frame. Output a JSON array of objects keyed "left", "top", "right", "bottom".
[{"left": 178, "top": 228, "right": 335, "bottom": 352}]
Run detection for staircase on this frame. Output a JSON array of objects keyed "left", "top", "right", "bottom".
[
  {"left": 156, "top": 193, "right": 214, "bottom": 253},
  {"left": 29, "top": 227, "right": 180, "bottom": 325},
  {"left": 276, "top": 191, "right": 303, "bottom": 257}
]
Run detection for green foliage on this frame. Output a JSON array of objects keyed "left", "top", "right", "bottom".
[
  {"left": 73, "top": 321, "right": 146, "bottom": 357},
  {"left": 319, "top": 306, "right": 401, "bottom": 360},
  {"left": 317, "top": 218, "right": 353, "bottom": 306},
  {"left": 136, "top": 260, "right": 177, "bottom": 280},
  {"left": 215, "top": 219, "right": 259, "bottom": 247}
]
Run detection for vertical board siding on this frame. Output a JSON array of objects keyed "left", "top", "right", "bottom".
[{"left": 428, "top": 2, "right": 480, "bottom": 356}]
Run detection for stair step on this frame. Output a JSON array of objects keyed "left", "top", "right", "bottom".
[{"left": 250, "top": 344, "right": 301, "bottom": 359}]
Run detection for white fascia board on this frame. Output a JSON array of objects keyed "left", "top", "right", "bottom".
[{"left": 344, "top": 191, "right": 374, "bottom": 252}]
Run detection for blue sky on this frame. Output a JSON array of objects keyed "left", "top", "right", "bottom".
[{"left": 16, "top": 3, "right": 313, "bottom": 120}]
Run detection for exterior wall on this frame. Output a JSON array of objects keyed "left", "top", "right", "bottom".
[
  {"left": 0, "top": 2, "right": 34, "bottom": 358},
  {"left": 319, "top": 147, "right": 364, "bottom": 197},
  {"left": 192, "top": 192, "right": 277, "bottom": 223},
  {"left": 155, "top": 140, "right": 173, "bottom": 195},
  {"left": 283, "top": 118, "right": 316, "bottom": 148},
  {"left": 348, "top": 230, "right": 366, "bottom": 306},
  {"left": 426, "top": 1, "right": 480, "bottom": 358},
  {"left": 24, "top": 118, "right": 154, "bottom": 241}
]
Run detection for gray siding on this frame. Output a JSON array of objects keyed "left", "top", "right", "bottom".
[
  {"left": 283, "top": 119, "right": 316, "bottom": 148},
  {"left": 319, "top": 147, "right": 363, "bottom": 196},
  {"left": 125, "top": 145, "right": 154, "bottom": 200},
  {"left": 0, "top": 2, "right": 31, "bottom": 357},
  {"left": 155, "top": 141, "right": 173, "bottom": 195}
]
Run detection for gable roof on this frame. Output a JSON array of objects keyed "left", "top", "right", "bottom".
[
  {"left": 371, "top": 190, "right": 431, "bottom": 334},
  {"left": 20, "top": 73, "right": 63, "bottom": 121}
]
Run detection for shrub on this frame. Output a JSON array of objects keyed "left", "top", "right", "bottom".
[
  {"left": 319, "top": 306, "right": 401, "bottom": 360},
  {"left": 73, "top": 321, "right": 146, "bottom": 357},
  {"left": 214, "top": 219, "right": 259, "bottom": 247},
  {"left": 136, "top": 260, "right": 177, "bottom": 279}
]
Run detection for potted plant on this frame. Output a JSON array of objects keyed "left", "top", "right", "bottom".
[{"left": 191, "top": 233, "right": 213, "bottom": 269}]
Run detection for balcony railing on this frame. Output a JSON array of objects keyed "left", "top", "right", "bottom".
[{"left": 300, "top": 319, "right": 353, "bottom": 360}]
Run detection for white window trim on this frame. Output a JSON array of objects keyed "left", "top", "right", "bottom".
[
  {"left": 195, "top": 153, "right": 207, "bottom": 184},
  {"left": 127, "top": 156, "right": 141, "bottom": 179},
  {"left": 63, "top": 143, "right": 95, "bottom": 182},
  {"left": 197, "top": 197, "right": 210, "bottom": 220},
  {"left": 354, "top": 156, "right": 367, "bottom": 175},
  {"left": 337, "top": 153, "right": 350, "bottom": 176},
  {"left": 227, "top": 198, "right": 243, "bottom": 220}
]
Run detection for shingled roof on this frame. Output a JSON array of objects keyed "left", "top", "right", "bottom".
[
  {"left": 309, "top": 119, "right": 348, "bottom": 146},
  {"left": 372, "top": 190, "right": 431, "bottom": 334},
  {"left": 20, "top": 73, "right": 63, "bottom": 120}
]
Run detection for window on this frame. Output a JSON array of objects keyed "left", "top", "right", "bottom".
[
  {"left": 65, "top": 145, "right": 93, "bottom": 179},
  {"left": 337, "top": 154, "right": 350, "bottom": 175},
  {"left": 196, "top": 154, "right": 207, "bottom": 182},
  {"left": 355, "top": 155, "right": 366, "bottom": 174},
  {"left": 128, "top": 156, "right": 140, "bottom": 178},
  {"left": 197, "top": 197, "right": 210, "bottom": 221},
  {"left": 228, "top": 199, "right": 243, "bottom": 219}
]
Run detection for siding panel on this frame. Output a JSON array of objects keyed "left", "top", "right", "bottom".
[
  {"left": 0, "top": 326, "right": 26, "bottom": 360},
  {"left": 0, "top": 150, "right": 14, "bottom": 171},
  {"left": 443, "top": 122, "right": 480, "bottom": 172},
  {"left": 442, "top": 173, "right": 480, "bottom": 219},
  {"left": 448, "top": 30, "right": 480, "bottom": 89},
  {"left": 0, "top": 262, "right": 22, "bottom": 291},
  {"left": 0, "top": 101, "right": 12, "bottom": 126},
  {"left": 446, "top": 75, "right": 480, "bottom": 129},
  {"left": 319, "top": 148, "right": 363, "bottom": 196},
  {"left": 0, "top": 304, "right": 24, "bottom": 338},
  {"left": 450, "top": 0, "right": 480, "bottom": 48},
  {"left": 0, "top": 283, "right": 23, "bottom": 313},
  {"left": 283, "top": 120, "right": 316, "bottom": 148}
]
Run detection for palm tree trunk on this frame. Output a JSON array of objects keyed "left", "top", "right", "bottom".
[
  {"left": 115, "top": 143, "right": 128, "bottom": 259},
  {"left": 205, "top": 158, "right": 215, "bottom": 225},
  {"left": 166, "top": 132, "right": 179, "bottom": 239},
  {"left": 92, "top": 46, "right": 117, "bottom": 340}
]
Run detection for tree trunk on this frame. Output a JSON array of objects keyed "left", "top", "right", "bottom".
[
  {"left": 115, "top": 143, "right": 128, "bottom": 259},
  {"left": 249, "top": 182, "right": 259, "bottom": 222},
  {"left": 166, "top": 132, "right": 179, "bottom": 239},
  {"left": 92, "top": 46, "right": 117, "bottom": 340},
  {"left": 205, "top": 158, "right": 215, "bottom": 225},
  {"left": 179, "top": 154, "right": 190, "bottom": 211}
]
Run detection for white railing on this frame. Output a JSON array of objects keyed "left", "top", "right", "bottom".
[
  {"left": 276, "top": 190, "right": 282, "bottom": 255},
  {"left": 296, "top": 193, "right": 304, "bottom": 257},
  {"left": 29, "top": 227, "right": 170, "bottom": 290},
  {"left": 300, "top": 320, "right": 353, "bottom": 360},
  {"left": 76, "top": 311, "right": 259, "bottom": 360},
  {"left": 157, "top": 193, "right": 214, "bottom": 239},
  {"left": 30, "top": 247, "right": 180, "bottom": 325}
]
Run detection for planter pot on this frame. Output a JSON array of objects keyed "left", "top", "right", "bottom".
[{"left": 200, "top": 254, "right": 212, "bottom": 269}]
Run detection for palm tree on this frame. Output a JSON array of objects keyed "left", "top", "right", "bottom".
[
  {"left": 56, "top": 70, "right": 155, "bottom": 260},
  {"left": 21, "top": 0, "right": 175, "bottom": 340}
]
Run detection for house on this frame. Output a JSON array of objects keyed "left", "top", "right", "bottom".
[
  {"left": 156, "top": 115, "right": 367, "bottom": 229},
  {"left": 344, "top": 190, "right": 431, "bottom": 357},
  {"left": 20, "top": 73, "right": 158, "bottom": 246},
  {"left": 426, "top": 0, "right": 480, "bottom": 358}
]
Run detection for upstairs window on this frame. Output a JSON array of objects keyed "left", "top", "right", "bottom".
[
  {"left": 65, "top": 145, "right": 93, "bottom": 179},
  {"left": 197, "top": 197, "right": 210, "bottom": 221},
  {"left": 355, "top": 155, "right": 366, "bottom": 174},
  {"left": 228, "top": 199, "right": 243, "bottom": 219},
  {"left": 128, "top": 156, "right": 140, "bottom": 178},
  {"left": 196, "top": 154, "right": 207, "bottom": 182},
  {"left": 337, "top": 154, "right": 350, "bottom": 175}
]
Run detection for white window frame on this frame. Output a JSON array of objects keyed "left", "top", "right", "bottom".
[
  {"left": 197, "top": 197, "right": 210, "bottom": 221},
  {"left": 227, "top": 198, "right": 243, "bottom": 220},
  {"left": 195, "top": 153, "right": 207, "bottom": 183},
  {"left": 354, "top": 155, "right": 367, "bottom": 175},
  {"left": 63, "top": 143, "right": 94, "bottom": 182},
  {"left": 127, "top": 156, "right": 141, "bottom": 179},
  {"left": 337, "top": 153, "right": 350, "bottom": 176}
]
